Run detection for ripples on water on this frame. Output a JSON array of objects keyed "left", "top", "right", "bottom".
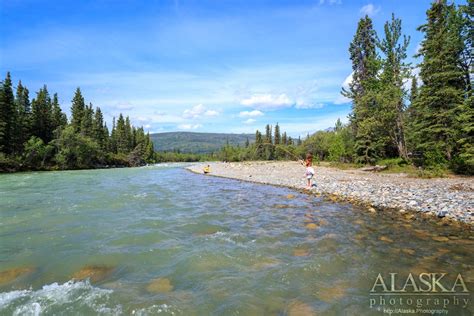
[{"left": 0, "top": 164, "right": 473, "bottom": 315}]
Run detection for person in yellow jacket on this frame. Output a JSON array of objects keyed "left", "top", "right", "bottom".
[{"left": 203, "top": 165, "right": 211, "bottom": 174}]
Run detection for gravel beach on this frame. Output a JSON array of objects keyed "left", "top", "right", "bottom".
[{"left": 187, "top": 161, "right": 474, "bottom": 226}]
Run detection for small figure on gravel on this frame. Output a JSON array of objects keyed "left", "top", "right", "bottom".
[{"left": 301, "top": 153, "right": 315, "bottom": 189}]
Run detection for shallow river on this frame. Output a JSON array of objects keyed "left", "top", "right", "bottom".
[{"left": 0, "top": 164, "right": 472, "bottom": 315}]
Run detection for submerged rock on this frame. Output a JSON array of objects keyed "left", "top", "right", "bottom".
[
  {"left": 401, "top": 248, "right": 415, "bottom": 255},
  {"left": 146, "top": 277, "right": 173, "bottom": 293},
  {"left": 316, "top": 283, "right": 348, "bottom": 303},
  {"left": 379, "top": 236, "right": 394, "bottom": 243},
  {"left": 293, "top": 248, "right": 310, "bottom": 257},
  {"left": 318, "top": 219, "right": 329, "bottom": 226},
  {"left": 72, "top": 265, "right": 114, "bottom": 283},
  {"left": 252, "top": 258, "right": 281, "bottom": 270},
  {"left": 432, "top": 236, "right": 450, "bottom": 242},
  {"left": 287, "top": 300, "right": 317, "bottom": 316},
  {"left": 305, "top": 223, "right": 318, "bottom": 230},
  {"left": 286, "top": 194, "right": 296, "bottom": 199},
  {"left": 0, "top": 267, "right": 35, "bottom": 286}
]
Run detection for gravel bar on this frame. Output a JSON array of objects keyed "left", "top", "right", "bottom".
[{"left": 187, "top": 161, "right": 474, "bottom": 226}]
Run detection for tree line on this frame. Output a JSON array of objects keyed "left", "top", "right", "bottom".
[
  {"left": 219, "top": 0, "right": 473, "bottom": 175},
  {"left": 0, "top": 75, "right": 156, "bottom": 171},
  {"left": 218, "top": 123, "right": 303, "bottom": 162}
]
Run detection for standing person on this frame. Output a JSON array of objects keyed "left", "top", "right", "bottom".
[{"left": 302, "top": 153, "right": 315, "bottom": 189}]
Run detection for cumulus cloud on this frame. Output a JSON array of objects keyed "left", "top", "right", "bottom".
[
  {"left": 238, "top": 110, "right": 264, "bottom": 118},
  {"left": 243, "top": 118, "right": 256, "bottom": 124},
  {"left": 178, "top": 123, "right": 202, "bottom": 130},
  {"left": 241, "top": 94, "right": 293, "bottom": 110},
  {"left": 360, "top": 4, "right": 380, "bottom": 16},
  {"left": 182, "top": 104, "right": 219, "bottom": 119}
]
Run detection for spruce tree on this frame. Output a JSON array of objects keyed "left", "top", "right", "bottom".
[
  {"left": 453, "top": 0, "right": 473, "bottom": 173},
  {"left": 80, "top": 103, "right": 94, "bottom": 137},
  {"left": 0, "top": 72, "right": 15, "bottom": 154},
  {"left": 413, "top": 0, "right": 466, "bottom": 165},
  {"left": 71, "top": 88, "right": 85, "bottom": 133},
  {"left": 255, "top": 130, "right": 263, "bottom": 159},
  {"left": 31, "top": 85, "right": 54, "bottom": 143},
  {"left": 264, "top": 124, "right": 274, "bottom": 159},
  {"left": 51, "top": 93, "right": 67, "bottom": 135},
  {"left": 274, "top": 123, "right": 281, "bottom": 145},
  {"left": 341, "top": 16, "right": 381, "bottom": 164},
  {"left": 282, "top": 132, "right": 288, "bottom": 145},
  {"left": 125, "top": 116, "right": 133, "bottom": 152},
  {"left": 115, "top": 114, "right": 128, "bottom": 154},
  {"left": 93, "top": 107, "right": 107, "bottom": 150},
  {"left": 377, "top": 13, "right": 411, "bottom": 159},
  {"left": 13, "top": 81, "right": 32, "bottom": 153}
]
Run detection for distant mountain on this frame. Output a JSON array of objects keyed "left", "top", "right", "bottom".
[{"left": 150, "top": 132, "right": 254, "bottom": 154}]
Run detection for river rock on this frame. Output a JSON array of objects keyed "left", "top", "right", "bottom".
[
  {"left": 0, "top": 267, "right": 35, "bottom": 286},
  {"left": 432, "top": 236, "right": 450, "bottom": 242},
  {"left": 379, "top": 236, "right": 394, "bottom": 243},
  {"left": 146, "top": 277, "right": 173, "bottom": 293},
  {"left": 72, "top": 265, "right": 114, "bottom": 283},
  {"left": 316, "top": 283, "right": 348, "bottom": 303},
  {"left": 305, "top": 223, "right": 318, "bottom": 230},
  {"left": 287, "top": 300, "right": 317, "bottom": 316},
  {"left": 401, "top": 248, "right": 415, "bottom": 255}
]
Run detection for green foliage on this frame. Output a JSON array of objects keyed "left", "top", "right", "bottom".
[
  {"left": 412, "top": 1, "right": 467, "bottom": 163},
  {"left": 23, "top": 136, "right": 55, "bottom": 169},
  {"left": 70, "top": 88, "right": 85, "bottom": 133},
  {"left": 0, "top": 73, "right": 159, "bottom": 172},
  {"left": 0, "top": 72, "right": 15, "bottom": 154},
  {"left": 53, "top": 126, "right": 103, "bottom": 169}
]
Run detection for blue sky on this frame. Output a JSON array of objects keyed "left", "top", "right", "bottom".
[{"left": 0, "top": 0, "right": 448, "bottom": 136}]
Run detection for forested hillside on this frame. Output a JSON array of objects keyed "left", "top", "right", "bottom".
[{"left": 150, "top": 132, "right": 253, "bottom": 154}]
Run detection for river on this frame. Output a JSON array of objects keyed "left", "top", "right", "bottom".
[{"left": 0, "top": 164, "right": 472, "bottom": 315}]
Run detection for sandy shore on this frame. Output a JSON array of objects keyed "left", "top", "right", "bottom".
[{"left": 187, "top": 161, "right": 474, "bottom": 226}]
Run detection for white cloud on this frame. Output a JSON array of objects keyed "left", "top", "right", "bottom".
[
  {"left": 238, "top": 110, "right": 264, "bottom": 118},
  {"left": 241, "top": 93, "right": 293, "bottom": 110},
  {"left": 334, "top": 72, "right": 352, "bottom": 104},
  {"left": 182, "top": 104, "right": 219, "bottom": 119},
  {"left": 360, "top": 4, "right": 380, "bottom": 17},
  {"left": 178, "top": 124, "right": 202, "bottom": 130},
  {"left": 243, "top": 118, "right": 256, "bottom": 124},
  {"left": 295, "top": 100, "right": 325, "bottom": 109},
  {"left": 133, "top": 114, "right": 184, "bottom": 124}
]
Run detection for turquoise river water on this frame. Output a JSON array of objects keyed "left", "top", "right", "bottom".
[{"left": 0, "top": 164, "right": 473, "bottom": 315}]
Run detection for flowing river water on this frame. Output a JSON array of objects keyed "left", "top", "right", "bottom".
[{"left": 0, "top": 164, "right": 473, "bottom": 315}]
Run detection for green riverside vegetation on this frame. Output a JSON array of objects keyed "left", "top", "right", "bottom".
[
  {"left": 218, "top": 0, "right": 473, "bottom": 176},
  {"left": 0, "top": 82, "right": 157, "bottom": 171}
]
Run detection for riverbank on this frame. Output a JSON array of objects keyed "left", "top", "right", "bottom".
[{"left": 187, "top": 161, "right": 474, "bottom": 226}]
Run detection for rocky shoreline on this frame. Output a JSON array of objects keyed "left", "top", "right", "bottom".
[{"left": 187, "top": 161, "right": 474, "bottom": 226}]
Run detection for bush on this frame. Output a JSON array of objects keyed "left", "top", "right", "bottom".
[
  {"left": 376, "top": 158, "right": 408, "bottom": 168},
  {"left": 23, "top": 136, "right": 55, "bottom": 169},
  {"left": 54, "top": 126, "right": 103, "bottom": 169},
  {"left": 0, "top": 152, "right": 20, "bottom": 172}
]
